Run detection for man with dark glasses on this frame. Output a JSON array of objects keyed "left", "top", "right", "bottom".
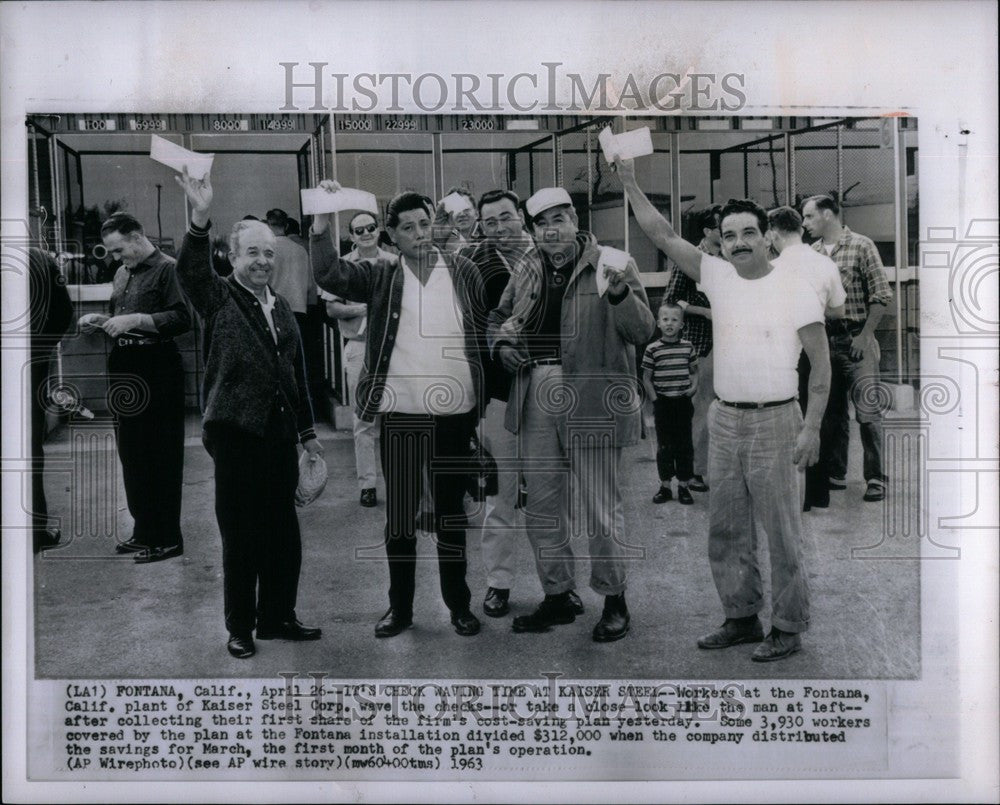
[{"left": 322, "top": 212, "right": 396, "bottom": 508}]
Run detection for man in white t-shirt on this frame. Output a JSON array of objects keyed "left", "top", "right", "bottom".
[
  {"left": 768, "top": 205, "right": 847, "bottom": 512},
  {"left": 619, "top": 156, "right": 830, "bottom": 663}
]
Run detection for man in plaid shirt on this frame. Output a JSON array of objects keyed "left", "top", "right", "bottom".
[
  {"left": 661, "top": 205, "right": 718, "bottom": 493},
  {"left": 802, "top": 195, "right": 893, "bottom": 502}
]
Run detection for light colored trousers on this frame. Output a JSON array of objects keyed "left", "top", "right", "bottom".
[
  {"left": 519, "top": 365, "right": 627, "bottom": 597},
  {"left": 691, "top": 348, "right": 715, "bottom": 479},
  {"left": 478, "top": 399, "right": 525, "bottom": 590},
  {"left": 707, "top": 400, "right": 809, "bottom": 633},
  {"left": 344, "top": 339, "right": 378, "bottom": 489}
]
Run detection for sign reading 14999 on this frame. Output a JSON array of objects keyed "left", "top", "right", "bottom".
[{"left": 260, "top": 118, "right": 297, "bottom": 131}]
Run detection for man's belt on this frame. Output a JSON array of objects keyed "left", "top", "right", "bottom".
[
  {"left": 716, "top": 397, "right": 795, "bottom": 410},
  {"left": 528, "top": 357, "right": 562, "bottom": 367},
  {"left": 115, "top": 336, "right": 172, "bottom": 348},
  {"left": 825, "top": 318, "right": 864, "bottom": 336}
]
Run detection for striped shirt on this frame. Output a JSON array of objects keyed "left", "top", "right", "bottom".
[
  {"left": 642, "top": 337, "right": 696, "bottom": 397},
  {"left": 811, "top": 226, "right": 893, "bottom": 324}
]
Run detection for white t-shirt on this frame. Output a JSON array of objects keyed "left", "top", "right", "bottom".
[
  {"left": 699, "top": 253, "right": 823, "bottom": 403},
  {"left": 773, "top": 243, "right": 847, "bottom": 313},
  {"left": 381, "top": 251, "right": 476, "bottom": 415}
]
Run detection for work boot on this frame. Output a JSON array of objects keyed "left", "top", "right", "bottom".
[
  {"left": 696, "top": 615, "right": 764, "bottom": 649},
  {"left": 512, "top": 592, "right": 577, "bottom": 633},
  {"left": 592, "top": 593, "right": 630, "bottom": 642}
]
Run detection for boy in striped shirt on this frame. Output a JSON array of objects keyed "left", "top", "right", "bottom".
[{"left": 642, "top": 302, "right": 699, "bottom": 505}]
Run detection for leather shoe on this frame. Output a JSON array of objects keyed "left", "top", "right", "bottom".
[
  {"left": 863, "top": 480, "right": 886, "bottom": 502},
  {"left": 567, "top": 590, "right": 585, "bottom": 615},
  {"left": 115, "top": 538, "right": 148, "bottom": 555},
  {"left": 652, "top": 486, "right": 672, "bottom": 504},
  {"left": 688, "top": 476, "right": 709, "bottom": 492},
  {"left": 751, "top": 628, "right": 802, "bottom": 662},
  {"left": 677, "top": 486, "right": 694, "bottom": 505},
  {"left": 483, "top": 587, "right": 510, "bottom": 617},
  {"left": 33, "top": 529, "right": 61, "bottom": 554},
  {"left": 697, "top": 616, "right": 765, "bottom": 649},
  {"left": 592, "top": 594, "right": 630, "bottom": 642},
  {"left": 360, "top": 487, "right": 377, "bottom": 507},
  {"left": 256, "top": 619, "right": 322, "bottom": 641},
  {"left": 375, "top": 608, "right": 413, "bottom": 638},
  {"left": 512, "top": 593, "right": 577, "bottom": 633},
  {"left": 451, "top": 610, "right": 481, "bottom": 636},
  {"left": 227, "top": 635, "right": 255, "bottom": 659},
  {"left": 133, "top": 544, "right": 183, "bottom": 564}
]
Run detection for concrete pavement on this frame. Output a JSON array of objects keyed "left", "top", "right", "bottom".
[{"left": 32, "top": 409, "right": 919, "bottom": 681}]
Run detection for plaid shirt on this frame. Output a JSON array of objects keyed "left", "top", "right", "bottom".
[
  {"left": 812, "top": 226, "right": 893, "bottom": 324},
  {"left": 661, "top": 238, "right": 716, "bottom": 357}
]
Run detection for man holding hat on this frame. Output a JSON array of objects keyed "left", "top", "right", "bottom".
[{"left": 488, "top": 186, "right": 655, "bottom": 643}]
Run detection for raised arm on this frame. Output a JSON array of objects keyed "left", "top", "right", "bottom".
[
  {"left": 174, "top": 169, "right": 229, "bottom": 318},
  {"left": 616, "top": 156, "right": 703, "bottom": 283},
  {"left": 309, "top": 180, "right": 378, "bottom": 303}
]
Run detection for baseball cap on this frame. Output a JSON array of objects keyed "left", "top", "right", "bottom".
[{"left": 525, "top": 187, "right": 573, "bottom": 219}]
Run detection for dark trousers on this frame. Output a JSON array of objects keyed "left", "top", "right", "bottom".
[
  {"left": 654, "top": 394, "right": 694, "bottom": 483},
  {"left": 204, "top": 422, "right": 301, "bottom": 638},
  {"left": 107, "top": 343, "right": 185, "bottom": 548},
  {"left": 30, "top": 355, "right": 53, "bottom": 535},
  {"left": 822, "top": 329, "right": 887, "bottom": 483},
  {"left": 797, "top": 351, "right": 829, "bottom": 509},
  {"left": 297, "top": 306, "right": 329, "bottom": 423},
  {"left": 379, "top": 410, "right": 475, "bottom": 616}
]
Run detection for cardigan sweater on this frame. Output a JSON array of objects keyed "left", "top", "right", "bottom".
[
  {"left": 176, "top": 222, "right": 316, "bottom": 444},
  {"left": 310, "top": 231, "right": 490, "bottom": 423}
]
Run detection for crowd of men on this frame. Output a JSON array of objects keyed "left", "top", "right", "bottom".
[{"left": 32, "top": 152, "right": 894, "bottom": 663}]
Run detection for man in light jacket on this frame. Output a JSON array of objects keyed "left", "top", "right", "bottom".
[{"left": 488, "top": 186, "right": 656, "bottom": 643}]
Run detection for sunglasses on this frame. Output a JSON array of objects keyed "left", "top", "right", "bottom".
[{"left": 352, "top": 223, "right": 378, "bottom": 235}]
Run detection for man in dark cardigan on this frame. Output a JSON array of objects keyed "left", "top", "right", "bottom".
[{"left": 175, "top": 169, "right": 324, "bottom": 660}]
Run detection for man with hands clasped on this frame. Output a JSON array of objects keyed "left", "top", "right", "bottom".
[{"left": 488, "top": 186, "right": 655, "bottom": 644}]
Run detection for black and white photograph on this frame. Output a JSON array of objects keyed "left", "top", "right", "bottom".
[
  {"left": 2, "top": 1, "right": 997, "bottom": 802},
  {"left": 23, "top": 111, "right": 922, "bottom": 680}
]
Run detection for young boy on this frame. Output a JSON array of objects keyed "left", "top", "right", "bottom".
[{"left": 642, "top": 302, "right": 699, "bottom": 505}]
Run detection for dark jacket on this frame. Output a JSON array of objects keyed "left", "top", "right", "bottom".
[
  {"left": 29, "top": 248, "right": 73, "bottom": 354},
  {"left": 311, "top": 231, "right": 489, "bottom": 423},
  {"left": 458, "top": 238, "right": 538, "bottom": 404},
  {"left": 176, "top": 223, "right": 315, "bottom": 444}
]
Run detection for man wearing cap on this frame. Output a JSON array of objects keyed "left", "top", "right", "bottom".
[
  {"left": 488, "top": 186, "right": 655, "bottom": 643},
  {"left": 619, "top": 156, "right": 830, "bottom": 662}
]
